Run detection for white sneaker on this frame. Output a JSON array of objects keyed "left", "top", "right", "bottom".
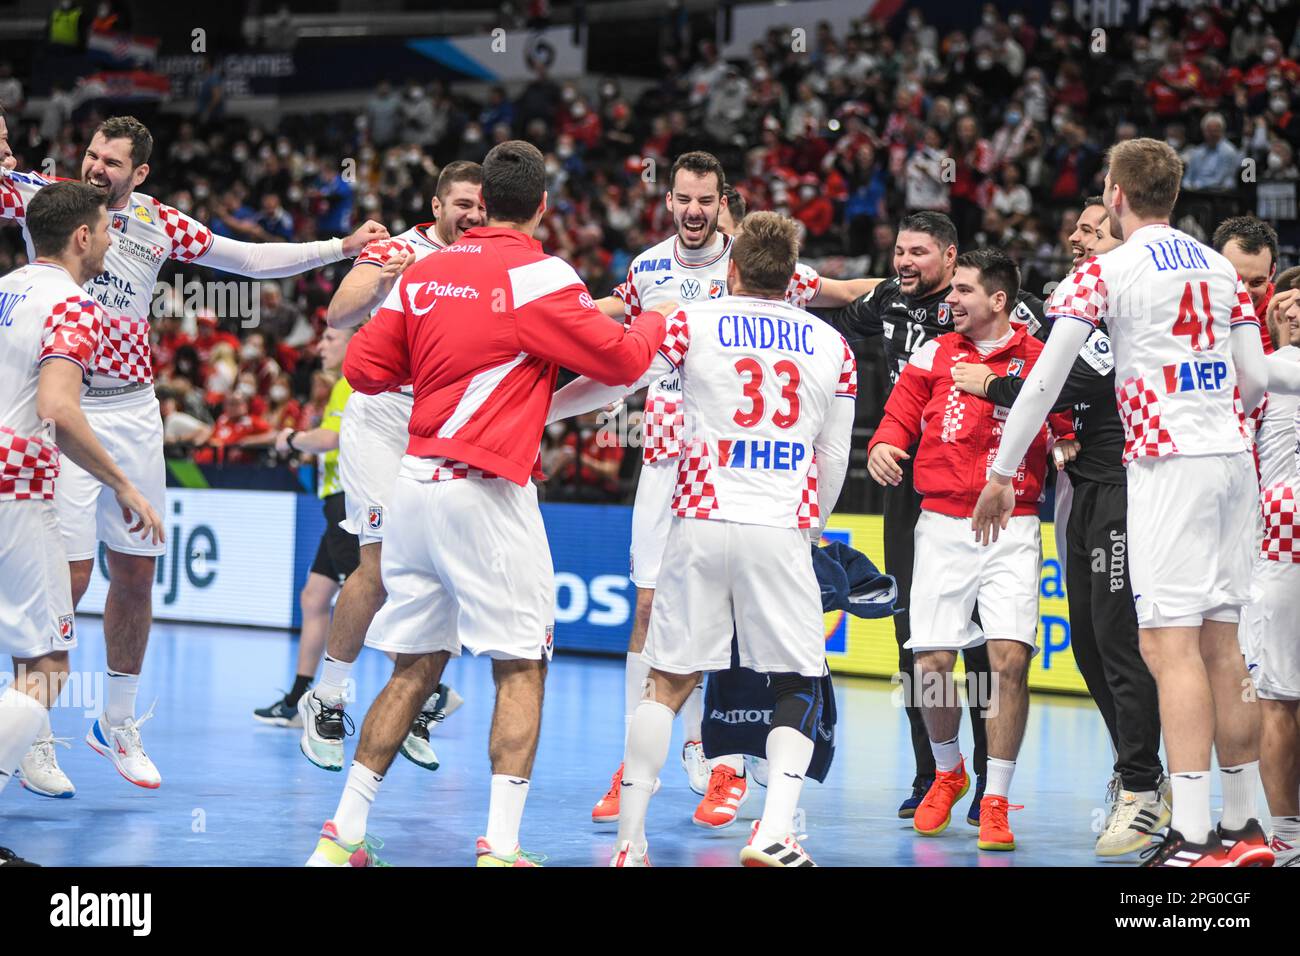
[
  {"left": 681, "top": 740, "right": 709, "bottom": 795},
  {"left": 297, "top": 691, "right": 349, "bottom": 771},
  {"left": 1270, "top": 834, "right": 1299, "bottom": 867},
  {"left": 85, "top": 707, "right": 161, "bottom": 789},
  {"left": 739, "top": 820, "right": 817, "bottom": 867},
  {"left": 17, "top": 736, "right": 75, "bottom": 799},
  {"left": 609, "top": 840, "right": 651, "bottom": 867},
  {"left": 1096, "top": 775, "right": 1170, "bottom": 857}
]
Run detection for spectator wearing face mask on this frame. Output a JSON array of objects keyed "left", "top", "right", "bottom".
[
  {"left": 195, "top": 393, "right": 277, "bottom": 466},
  {"left": 1230, "top": 5, "right": 1273, "bottom": 64},
  {"left": 267, "top": 372, "right": 303, "bottom": 431}
]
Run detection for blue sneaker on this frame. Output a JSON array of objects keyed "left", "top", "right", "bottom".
[
  {"left": 898, "top": 776, "right": 933, "bottom": 819},
  {"left": 966, "top": 774, "right": 987, "bottom": 826}
]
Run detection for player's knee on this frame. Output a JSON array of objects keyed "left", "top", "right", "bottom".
[
  {"left": 915, "top": 649, "right": 954, "bottom": 677},
  {"left": 990, "top": 644, "right": 1031, "bottom": 687},
  {"left": 770, "top": 673, "right": 820, "bottom": 741},
  {"left": 105, "top": 552, "right": 155, "bottom": 598}
]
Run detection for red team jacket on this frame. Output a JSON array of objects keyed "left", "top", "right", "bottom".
[
  {"left": 343, "top": 226, "right": 668, "bottom": 485},
  {"left": 869, "top": 326, "right": 1074, "bottom": 518}
]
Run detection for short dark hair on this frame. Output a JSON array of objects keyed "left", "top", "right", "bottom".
[
  {"left": 731, "top": 211, "right": 798, "bottom": 296},
  {"left": 1212, "top": 215, "right": 1278, "bottom": 268},
  {"left": 1276, "top": 265, "right": 1300, "bottom": 292},
  {"left": 95, "top": 115, "right": 153, "bottom": 168},
  {"left": 669, "top": 150, "right": 725, "bottom": 195},
  {"left": 955, "top": 248, "right": 1021, "bottom": 306},
  {"left": 897, "top": 211, "right": 958, "bottom": 253},
  {"left": 481, "top": 141, "right": 545, "bottom": 222},
  {"left": 723, "top": 185, "right": 747, "bottom": 222},
  {"left": 436, "top": 160, "right": 482, "bottom": 200},
  {"left": 1083, "top": 195, "right": 1104, "bottom": 209},
  {"left": 26, "top": 181, "right": 108, "bottom": 258}
]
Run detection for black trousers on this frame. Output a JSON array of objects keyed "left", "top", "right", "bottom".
[
  {"left": 1065, "top": 479, "right": 1164, "bottom": 792},
  {"left": 883, "top": 460, "right": 989, "bottom": 782}
]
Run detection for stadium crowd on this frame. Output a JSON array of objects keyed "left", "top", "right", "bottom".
[{"left": 0, "top": 1, "right": 1298, "bottom": 500}]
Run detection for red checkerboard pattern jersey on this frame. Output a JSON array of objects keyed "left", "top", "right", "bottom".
[
  {"left": 614, "top": 233, "right": 824, "bottom": 464},
  {"left": 661, "top": 295, "right": 855, "bottom": 529},
  {"left": 1255, "top": 346, "right": 1300, "bottom": 562},
  {"left": 2, "top": 170, "right": 223, "bottom": 388},
  {"left": 1047, "top": 223, "right": 1259, "bottom": 465},
  {"left": 0, "top": 262, "right": 106, "bottom": 500}
]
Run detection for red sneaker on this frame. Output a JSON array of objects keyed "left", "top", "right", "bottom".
[
  {"left": 913, "top": 758, "right": 970, "bottom": 836},
  {"left": 1141, "top": 829, "right": 1233, "bottom": 867},
  {"left": 692, "top": 764, "right": 749, "bottom": 829},
  {"left": 592, "top": 764, "right": 622, "bottom": 824},
  {"left": 1217, "top": 819, "right": 1275, "bottom": 867},
  {"left": 976, "top": 795, "right": 1020, "bottom": 851}
]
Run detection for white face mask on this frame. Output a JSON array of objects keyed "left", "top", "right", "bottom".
[
  {"left": 270, "top": 385, "right": 289, "bottom": 403},
  {"left": 546, "top": 422, "right": 566, "bottom": 440},
  {"left": 240, "top": 344, "right": 261, "bottom": 362},
  {"left": 1268, "top": 152, "right": 1285, "bottom": 170},
  {"left": 1272, "top": 97, "right": 1290, "bottom": 115},
  {"left": 235, "top": 382, "right": 256, "bottom": 399}
]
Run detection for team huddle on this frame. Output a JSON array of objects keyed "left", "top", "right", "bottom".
[{"left": 0, "top": 115, "right": 1297, "bottom": 868}]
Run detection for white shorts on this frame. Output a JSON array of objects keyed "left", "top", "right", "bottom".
[
  {"left": 0, "top": 499, "right": 77, "bottom": 659},
  {"left": 1242, "top": 558, "right": 1300, "bottom": 700},
  {"left": 1127, "top": 453, "right": 1254, "bottom": 628},
  {"left": 629, "top": 457, "right": 676, "bottom": 588},
  {"left": 643, "top": 517, "right": 825, "bottom": 677},
  {"left": 365, "top": 464, "right": 555, "bottom": 661},
  {"left": 339, "top": 390, "right": 410, "bottom": 547},
  {"left": 906, "top": 511, "right": 1042, "bottom": 653},
  {"left": 55, "top": 390, "right": 166, "bottom": 560}
]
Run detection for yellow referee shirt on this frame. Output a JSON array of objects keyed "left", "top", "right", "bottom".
[{"left": 319, "top": 376, "right": 352, "bottom": 498}]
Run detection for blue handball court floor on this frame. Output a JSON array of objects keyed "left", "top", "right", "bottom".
[{"left": 1, "top": 618, "right": 1258, "bottom": 867}]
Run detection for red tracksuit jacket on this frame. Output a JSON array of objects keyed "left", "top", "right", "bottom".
[
  {"left": 869, "top": 325, "right": 1074, "bottom": 518},
  {"left": 343, "top": 226, "right": 667, "bottom": 485}
]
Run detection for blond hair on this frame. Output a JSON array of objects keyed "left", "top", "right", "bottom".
[
  {"left": 1106, "top": 138, "right": 1182, "bottom": 219},
  {"left": 731, "top": 211, "right": 799, "bottom": 296}
]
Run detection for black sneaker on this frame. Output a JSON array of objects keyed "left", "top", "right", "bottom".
[
  {"left": 1140, "top": 828, "right": 1231, "bottom": 867},
  {"left": 966, "top": 773, "right": 987, "bottom": 826},
  {"left": 898, "top": 776, "right": 934, "bottom": 819},
  {"left": 0, "top": 846, "right": 39, "bottom": 867},
  {"left": 253, "top": 694, "right": 302, "bottom": 728}
]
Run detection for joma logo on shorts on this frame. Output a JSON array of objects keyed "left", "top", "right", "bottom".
[{"left": 709, "top": 708, "right": 772, "bottom": 725}]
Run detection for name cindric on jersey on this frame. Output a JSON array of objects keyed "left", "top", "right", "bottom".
[
  {"left": 1047, "top": 223, "right": 1258, "bottom": 464},
  {"left": 613, "top": 233, "right": 824, "bottom": 463},
  {"left": 658, "top": 294, "right": 855, "bottom": 530}
]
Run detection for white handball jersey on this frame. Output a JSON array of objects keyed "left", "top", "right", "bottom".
[
  {"left": 661, "top": 294, "right": 857, "bottom": 530},
  {"left": 614, "top": 232, "right": 824, "bottom": 464},
  {"left": 1, "top": 167, "right": 344, "bottom": 394},
  {"left": 1257, "top": 346, "right": 1300, "bottom": 491},
  {"left": 0, "top": 262, "right": 107, "bottom": 500},
  {"left": 1047, "top": 223, "right": 1258, "bottom": 464}
]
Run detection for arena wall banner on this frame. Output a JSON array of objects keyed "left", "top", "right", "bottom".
[
  {"left": 78, "top": 493, "right": 1086, "bottom": 694},
  {"left": 406, "top": 25, "right": 587, "bottom": 82},
  {"left": 79, "top": 489, "right": 299, "bottom": 629}
]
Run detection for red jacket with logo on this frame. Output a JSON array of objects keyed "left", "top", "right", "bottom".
[
  {"left": 869, "top": 326, "right": 1074, "bottom": 518},
  {"left": 343, "top": 226, "right": 667, "bottom": 485}
]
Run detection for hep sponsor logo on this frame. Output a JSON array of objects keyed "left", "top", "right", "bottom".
[
  {"left": 936, "top": 302, "right": 952, "bottom": 326},
  {"left": 1007, "top": 358, "right": 1025, "bottom": 377},
  {"left": 709, "top": 279, "right": 726, "bottom": 298},
  {"left": 367, "top": 506, "right": 384, "bottom": 530},
  {"left": 57, "top": 614, "right": 75, "bottom": 644},
  {"left": 111, "top": 213, "right": 129, "bottom": 233},
  {"left": 405, "top": 280, "right": 480, "bottom": 316},
  {"left": 1162, "top": 359, "right": 1227, "bottom": 393},
  {"left": 716, "top": 438, "right": 807, "bottom": 471}
]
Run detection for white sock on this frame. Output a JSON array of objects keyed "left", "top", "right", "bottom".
[
  {"left": 1272, "top": 816, "right": 1300, "bottom": 844},
  {"left": 0, "top": 688, "right": 50, "bottom": 796},
  {"left": 930, "top": 735, "right": 961, "bottom": 773},
  {"left": 1219, "top": 761, "right": 1260, "bottom": 831},
  {"left": 617, "top": 700, "right": 674, "bottom": 848},
  {"left": 37, "top": 707, "right": 52, "bottom": 740},
  {"left": 485, "top": 774, "right": 530, "bottom": 854},
  {"left": 334, "top": 761, "right": 383, "bottom": 845},
  {"left": 986, "top": 757, "right": 1016, "bottom": 799},
  {"left": 709, "top": 753, "right": 745, "bottom": 773},
  {"left": 317, "top": 655, "right": 353, "bottom": 704},
  {"left": 758, "top": 727, "right": 813, "bottom": 842},
  {"left": 680, "top": 683, "right": 704, "bottom": 742},
  {"left": 1170, "top": 771, "right": 1213, "bottom": 843},
  {"left": 624, "top": 652, "right": 650, "bottom": 746},
  {"left": 105, "top": 671, "right": 139, "bottom": 726}
]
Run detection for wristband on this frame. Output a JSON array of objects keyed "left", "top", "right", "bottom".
[
  {"left": 984, "top": 373, "right": 997, "bottom": 394},
  {"left": 286, "top": 431, "right": 300, "bottom": 453}
]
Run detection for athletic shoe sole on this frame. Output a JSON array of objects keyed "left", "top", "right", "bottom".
[
  {"left": 977, "top": 838, "right": 1016, "bottom": 851},
  {"left": 398, "top": 738, "right": 440, "bottom": 772},
  {"left": 17, "top": 775, "right": 74, "bottom": 799},
  {"left": 85, "top": 731, "right": 160, "bottom": 790},
  {"left": 299, "top": 737, "right": 343, "bottom": 772},
  {"left": 1229, "top": 847, "right": 1275, "bottom": 867},
  {"left": 253, "top": 713, "right": 302, "bottom": 728}
]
